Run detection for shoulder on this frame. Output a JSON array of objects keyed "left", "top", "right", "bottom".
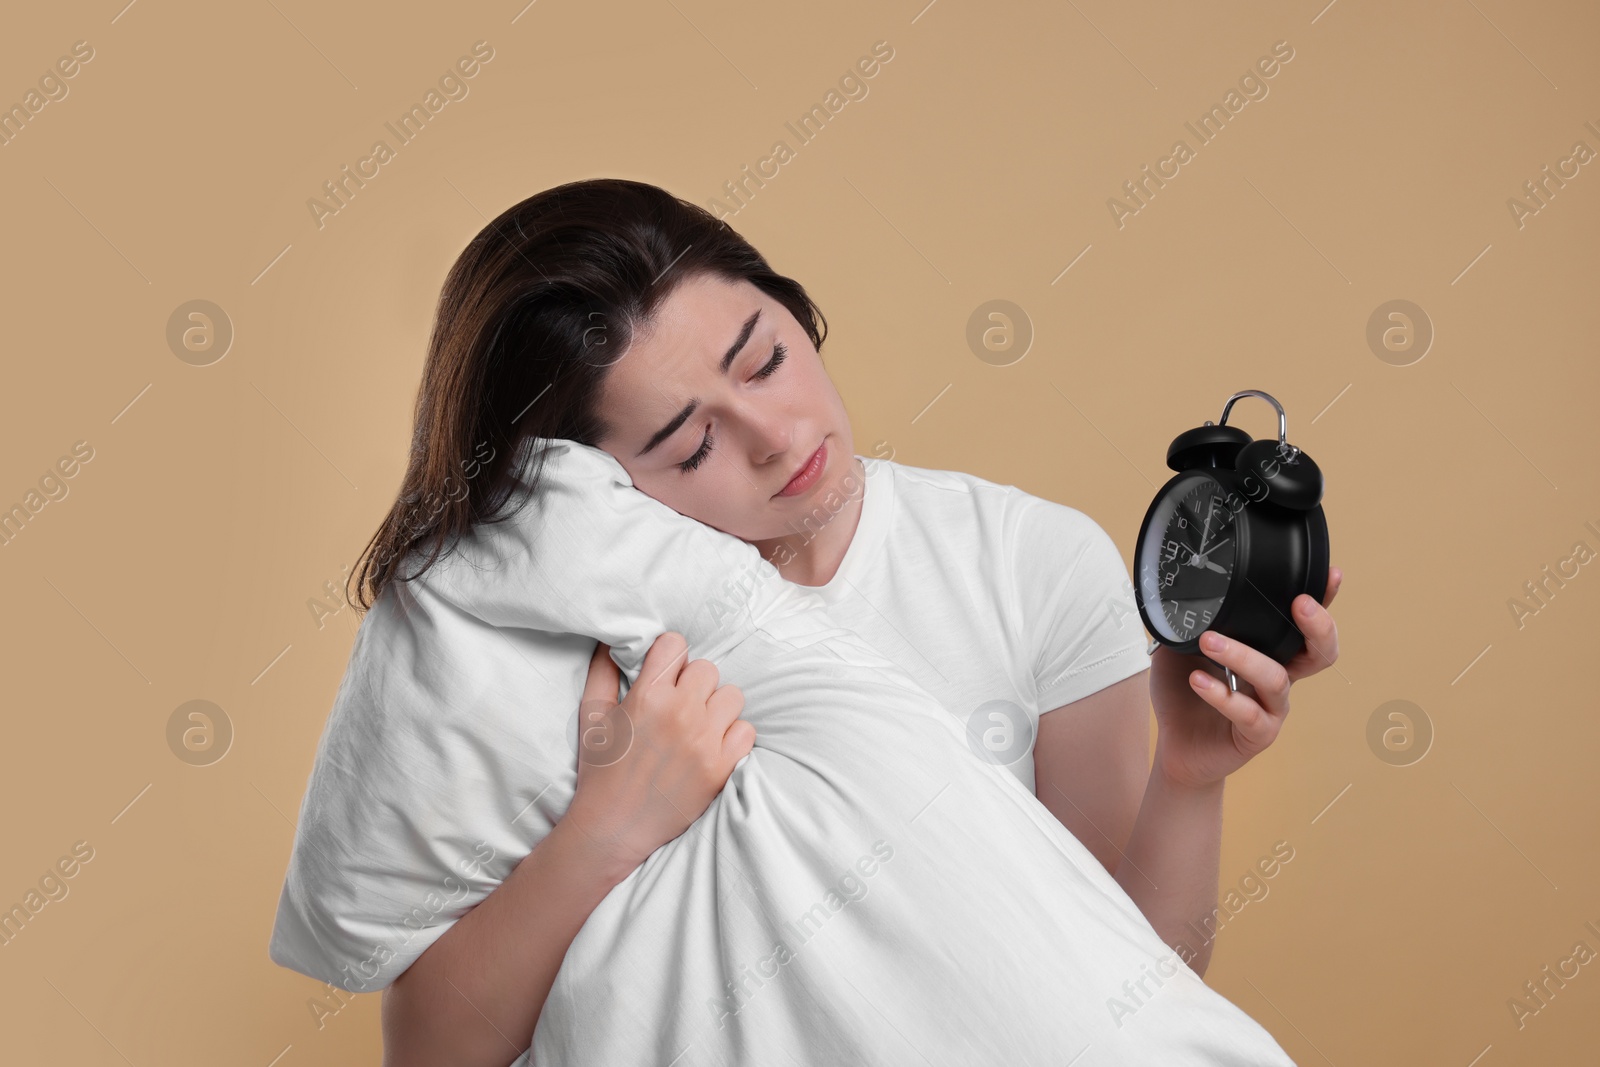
[
  {"left": 869, "top": 458, "right": 1129, "bottom": 610},
  {"left": 1008, "top": 486, "right": 1124, "bottom": 575},
  {"left": 867, "top": 458, "right": 1016, "bottom": 566},
  {"left": 872, "top": 455, "right": 1008, "bottom": 499},
  {"left": 870, "top": 456, "right": 1019, "bottom": 527},
  {"left": 875, "top": 457, "right": 1112, "bottom": 559}
]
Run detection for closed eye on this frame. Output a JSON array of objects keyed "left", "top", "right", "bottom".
[
  {"left": 751, "top": 341, "right": 787, "bottom": 380},
  {"left": 677, "top": 341, "right": 788, "bottom": 473}
]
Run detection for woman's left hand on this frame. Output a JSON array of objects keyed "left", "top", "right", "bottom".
[{"left": 1149, "top": 566, "right": 1343, "bottom": 790}]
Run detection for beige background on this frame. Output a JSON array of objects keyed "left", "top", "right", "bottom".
[{"left": 2, "top": 0, "right": 1597, "bottom": 1063}]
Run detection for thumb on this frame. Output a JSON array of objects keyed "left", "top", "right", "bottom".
[{"left": 583, "top": 640, "right": 621, "bottom": 706}]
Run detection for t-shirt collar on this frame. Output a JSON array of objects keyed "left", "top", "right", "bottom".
[{"left": 812, "top": 455, "right": 892, "bottom": 602}]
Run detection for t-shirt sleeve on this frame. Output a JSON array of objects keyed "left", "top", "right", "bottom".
[{"left": 1006, "top": 490, "right": 1152, "bottom": 713}]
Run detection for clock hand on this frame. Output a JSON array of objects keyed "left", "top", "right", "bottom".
[
  {"left": 1195, "top": 507, "right": 1215, "bottom": 556},
  {"left": 1186, "top": 536, "right": 1232, "bottom": 568},
  {"left": 1202, "top": 559, "right": 1228, "bottom": 574}
]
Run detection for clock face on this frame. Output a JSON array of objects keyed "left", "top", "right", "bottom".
[{"left": 1139, "top": 474, "right": 1239, "bottom": 643}]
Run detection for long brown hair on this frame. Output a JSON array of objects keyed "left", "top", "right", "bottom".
[{"left": 348, "top": 178, "right": 829, "bottom": 612}]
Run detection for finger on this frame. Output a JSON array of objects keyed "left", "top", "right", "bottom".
[
  {"left": 706, "top": 683, "right": 746, "bottom": 728},
  {"left": 1321, "top": 566, "right": 1342, "bottom": 610},
  {"left": 582, "top": 641, "right": 621, "bottom": 705},
  {"left": 1188, "top": 668, "right": 1279, "bottom": 754},
  {"left": 677, "top": 658, "right": 721, "bottom": 702},
  {"left": 1286, "top": 595, "right": 1341, "bottom": 682},
  {"left": 641, "top": 631, "right": 690, "bottom": 688},
  {"left": 1197, "top": 631, "right": 1291, "bottom": 718},
  {"left": 721, "top": 718, "right": 756, "bottom": 764},
  {"left": 1157, "top": 644, "right": 1259, "bottom": 700}
]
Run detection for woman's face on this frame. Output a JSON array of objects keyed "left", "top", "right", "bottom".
[{"left": 593, "top": 273, "right": 856, "bottom": 543}]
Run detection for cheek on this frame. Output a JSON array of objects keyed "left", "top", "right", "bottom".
[
  {"left": 694, "top": 473, "right": 780, "bottom": 542},
  {"left": 633, "top": 470, "right": 748, "bottom": 530},
  {"left": 701, "top": 469, "right": 762, "bottom": 525},
  {"left": 774, "top": 355, "right": 830, "bottom": 413}
]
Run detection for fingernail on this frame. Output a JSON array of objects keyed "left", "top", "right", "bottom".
[
  {"left": 1192, "top": 671, "right": 1213, "bottom": 689},
  {"left": 1201, "top": 632, "right": 1226, "bottom": 651},
  {"left": 1297, "top": 599, "right": 1315, "bottom": 616}
]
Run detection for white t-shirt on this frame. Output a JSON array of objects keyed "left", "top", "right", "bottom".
[{"left": 805, "top": 454, "right": 1153, "bottom": 792}]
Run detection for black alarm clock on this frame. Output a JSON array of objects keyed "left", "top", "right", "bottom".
[{"left": 1133, "top": 390, "right": 1329, "bottom": 692}]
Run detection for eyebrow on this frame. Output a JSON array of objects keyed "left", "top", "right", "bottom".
[{"left": 635, "top": 307, "right": 763, "bottom": 458}]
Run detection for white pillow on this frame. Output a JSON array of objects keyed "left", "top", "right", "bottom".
[{"left": 269, "top": 437, "right": 1298, "bottom": 1066}]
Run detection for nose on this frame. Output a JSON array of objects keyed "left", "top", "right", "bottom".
[{"left": 742, "top": 402, "right": 792, "bottom": 464}]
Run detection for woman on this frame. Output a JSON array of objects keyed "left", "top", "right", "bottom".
[{"left": 354, "top": 178, "right": 1341, "bottom": 1064}]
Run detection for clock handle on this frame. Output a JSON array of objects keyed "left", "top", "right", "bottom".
[{"left": 1213, "top": 388, "right": 1289, "bottom": 444}]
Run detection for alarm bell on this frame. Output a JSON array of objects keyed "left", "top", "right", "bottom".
[{"left": 1165, "top": 390, "right": 1323, "bottom": 511}]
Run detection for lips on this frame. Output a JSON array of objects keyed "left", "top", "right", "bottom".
[{"left": 776, "top": 440, "right": 827, "bottom": 498}]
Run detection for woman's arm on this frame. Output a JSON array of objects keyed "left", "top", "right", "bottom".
[
  {"left": 381, "top": 816, "right": 638, "bottom": 1067},
  {"left": 383, "top": 634, "right": 755, "bottom": 1066},
  {"left": 1110, "top": 750, "right": 1226, "bottom": 977},
  {"left": 1034, "top": 670, "right": 1226, "bottom": 976},
  {"left": 1036, "top": 570, "right": 1344, "bottom": 979}
]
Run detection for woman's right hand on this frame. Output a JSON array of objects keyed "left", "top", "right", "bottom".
[{"left": 564, "top": 633, "right": 754, "bottom": 874}]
